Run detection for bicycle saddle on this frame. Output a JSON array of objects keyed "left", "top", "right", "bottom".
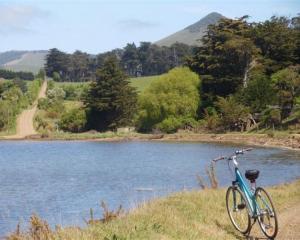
[{"left": 245, "top": 169, "right": 260, "bottom": 182}]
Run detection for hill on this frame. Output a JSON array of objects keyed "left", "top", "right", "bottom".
[
  {"left": 0, "top": 50, "right": 48, "bottom": 74},
  {"left": 155, "top": 12, "right": 224, "bottom": 47}
]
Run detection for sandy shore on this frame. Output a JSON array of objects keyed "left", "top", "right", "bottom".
[{"left": 2, "top": 132, "right": 299, "bottom": 151}]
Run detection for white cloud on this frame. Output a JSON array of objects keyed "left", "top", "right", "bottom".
[
  {"left": 117, "top": 19, "right": 158, "bottom": 30},
  {"left": 0, "top": 4, "right": 49, "bottom": 35}
]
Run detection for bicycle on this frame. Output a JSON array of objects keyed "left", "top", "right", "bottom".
[{"left": 213, "top": 148, "right": 278, "bottom": 239}]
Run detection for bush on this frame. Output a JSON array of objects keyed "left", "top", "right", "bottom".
[
  {"left": 203, "top": 108, "right": 220, "bottom": 131},
  {"left": 26, "top": 79, "right": 42, "bottom": 104},
  {"left": 47, "top": 80, "right": 55, "bottom": 90},
  {"left": 52, "top": 72, "right": 61, "bottom": 82},
  {"left": 260, "top": 108, "right": 281, "bottom": 128},
  {"left": 13, "top": 78, "right": 27, "bottom": 93},
  {"left": 216, "top": 96, "right": 250, "bottom": 131},
  {"left": 37, "top": 98, "right": 50, "bottom": 110},
  {"left": 59, "top": 108, "right": 87, "bottom": 132},
  {"left": 47, "top": 87, "right": 66, "bottom": 101},
  {"left": 155, "top": 116, "right": 199, "bottom": 133},
  {"left": 47, "top": 100, "right": 65, "bottom": 118},
  {"left": 60, "top": 83, "right": 89, "bottom": 101},
  {"left": 136, "top": 67, "right": 200, "bottom": 132}
]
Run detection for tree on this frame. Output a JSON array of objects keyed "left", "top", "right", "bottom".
[
  {"left": 45, "top": 48, "right": 70, "bottom": 80},
  {"left": 252, "top": 16, "right": 299, "bottom": 74},
  {"left": 216, "top": 96, "right": 250, "bottom": 131},
  {"left": 84, "top": 56, "right": 137, "bottom": 131},
  {"left": 188, "top": 16, "right": 259, "bottom": 107},
  {"left": 59, "top": 108, "right": 87, "bottom": 132},
  {"left": 271, "top": 66, "right": 300, "bottom": 119},
  {"left": 136, "top": 67, "right": 200, "bottom": 132},
  {"left": 241, "top": 71, "right": 275, "bottom": 112},
  {"left": 69, "top": 50, "right": 90, "bottom": 81},
  {"left": 121, "top": 43, "right": 139, "bottom": 76}
]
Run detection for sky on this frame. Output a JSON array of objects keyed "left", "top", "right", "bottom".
[{"left": 0, "top": 0, "right": 299, "bottom": 54}]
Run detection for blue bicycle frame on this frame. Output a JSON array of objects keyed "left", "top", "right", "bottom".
[{"left": 234, "top": 167, "right": 258, "bottom": 217}]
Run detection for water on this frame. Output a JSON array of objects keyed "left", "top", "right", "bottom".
[{"left": 0, "top": 141, "right": 299, "bottom": 236}]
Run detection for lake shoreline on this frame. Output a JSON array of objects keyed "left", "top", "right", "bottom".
[{"left": 1, "top": 132, "right": 300, "bottom": 151}]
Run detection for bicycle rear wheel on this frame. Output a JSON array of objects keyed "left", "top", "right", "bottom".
[
  {"left": 226, "top": 186, "right": 251, "bottom": 234},
  {"left": 255, "top": 187, "right": 278, "bottom": 239}
]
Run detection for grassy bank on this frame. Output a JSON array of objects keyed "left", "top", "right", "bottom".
[{"left": 8, "top": 180, "right": 300, "bottom": 239}]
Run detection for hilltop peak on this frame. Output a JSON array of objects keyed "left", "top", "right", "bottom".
[
  {"left": 186, "top": 12, "right": 224, "bottom": 33},
  {"left": 156, "top": 12, "right": 224, "bottom": 46}
]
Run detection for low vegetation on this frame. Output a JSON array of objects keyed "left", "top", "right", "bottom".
[
  {"left": 0, "top": 78, "right": 42, "bottom": 134},
  {"left": 136, "top": 67, "right": 200, "bottom": 133},
  {"left": 6, "top": 180, "right": 300, "bottom": 240}
]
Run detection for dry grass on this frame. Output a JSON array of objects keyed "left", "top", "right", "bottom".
[{"left": 6, "top": 180, "right": 300, "bottom": 240}]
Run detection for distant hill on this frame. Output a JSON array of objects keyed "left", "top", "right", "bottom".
[
  {"left": 0, "top": 50, "right": 48, "bottom": 74},
  {"left": 155, "top": 12, "right": 224, "bottom": 47}
]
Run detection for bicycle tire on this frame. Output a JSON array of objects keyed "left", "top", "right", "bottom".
[
  {"left": 226, "top": 186, "right": 251, "bottom": 234},
  {"left": 255, "top": 187, "right": 278, "bottom": 239}
]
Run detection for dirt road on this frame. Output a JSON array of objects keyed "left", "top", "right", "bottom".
[
  {"left": 247, "top": 202, "right": 300, "bottom": 240},
  {"left": 4, "top": 81, "right": 47, "bottom": 139}
]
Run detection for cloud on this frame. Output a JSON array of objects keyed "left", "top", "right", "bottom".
[
  {"left": 0, "top": 4, "right": 49, "bottom": 35},
  {"left": 117, "top": 19, "right": 158, "bottom": 30}
]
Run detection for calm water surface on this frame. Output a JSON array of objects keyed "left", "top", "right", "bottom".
[{"left": 0, "top": 141, "right": 299, "bottom": 236}]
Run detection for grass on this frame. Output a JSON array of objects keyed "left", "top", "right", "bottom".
[
  {"left": 45, "top": 131, "right": 141, "bottom": 140},
  {"left": 129, "top": 76, "right": 158, "bottom": 92},
  {"left": 50, "top": 75, "right": 159, "bottom": 93},
  {"left": 53, "top": 81, "right": 89, "bottom": 87},
  {"left": 7, "top": 180, "right": 300, "bottom": 239}
]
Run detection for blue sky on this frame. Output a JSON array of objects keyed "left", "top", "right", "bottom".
[{"left": 0, "top": 0, "right": 299, "bottom": 53}]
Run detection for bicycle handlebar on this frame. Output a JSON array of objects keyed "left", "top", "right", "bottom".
[
  {"left": 212, "top": 156, "right": 226, "bottom": 162},
  {"left": 235, "top": 148, "right": 253, "bottom": 155},
  {"left": 212, "top": 148, "right": 253, "bottom": 162}
]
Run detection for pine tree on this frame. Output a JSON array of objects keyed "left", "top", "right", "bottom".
[{"left": 85, "top": 56, "right": 137, "bottom": 131}]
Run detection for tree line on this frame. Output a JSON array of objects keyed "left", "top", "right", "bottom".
[
  {"left": 187, "top": 15, "right": 300, "bottom": 131},
  {"left": 42, "top": 14, "right": 300, "bottom": 134},
  {"left": 45, "top": 42, "right": 195, "bottom": 82},
  {"left": 0, "top": 69, "right": 34, "bottom": 81}
]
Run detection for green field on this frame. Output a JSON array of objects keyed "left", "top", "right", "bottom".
[
  {"left": 129, "top": 75, "right": 158, "bottom": 92},
  {"left": 50, "top": 75, "right": 159, "bottom": 93},
  {"left": 53, "top": 81, "right": 89, "bottom": 87}
]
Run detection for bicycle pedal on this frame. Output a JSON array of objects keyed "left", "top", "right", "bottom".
[{"left": 237, "top": 203, "right": 246, "bottom": 210}]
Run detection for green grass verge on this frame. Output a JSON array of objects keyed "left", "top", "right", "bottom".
[{"left": 8, "top": 180, "right": 300, "bottom": 239}]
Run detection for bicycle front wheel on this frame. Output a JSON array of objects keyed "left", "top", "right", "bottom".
[
  {"left": 226, "top": 186, "right": 251, "bottom": 234},
  {"left": 255, "top": 187, "right": 278, "bottom": 239}
]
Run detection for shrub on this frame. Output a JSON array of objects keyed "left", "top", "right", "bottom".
[
  {"left": 26, "top": 79, "right": 42, "bottom": 104},
  {"left": 216, "top": 96, "right": 250, "bottom": 131},
  {"left": 260, "top": 108, "right": 281, "bottom": 128},
  {"left": 155, "top": 117, "right": 182, "bottom": 133},
  {"left": 136, "top": 67, "right": 200, "bottom": 132},
  {"left": 47, "top": 87, "right": 66, "bottom": 101},
  {"left": 59, "top": 108, "right": 87, "bottom": 132},
  {"left": 203, "top": 108, "right": 220, "bottom": 131},
  {"left": 47, "top": 100, "right": 65, "bottom": 118},
  {"left": 37, "top": 98, "right": 50, "bottom": 110},
  {"left": 52, "top": 72, "right": 61, "bottom": 82}
]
